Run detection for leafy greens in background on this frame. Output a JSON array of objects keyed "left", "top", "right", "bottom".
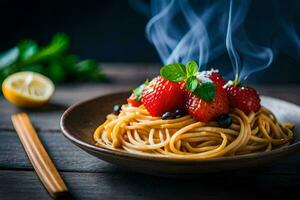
[{"left": 0, "top": 33, "right": 105, "bottom": 86}]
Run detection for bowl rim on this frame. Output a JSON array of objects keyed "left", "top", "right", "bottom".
[{"left": 60, "top": 91, "right": 300, "bottom": 163}]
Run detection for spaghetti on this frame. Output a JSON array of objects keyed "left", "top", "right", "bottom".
[{"left": 93, "top": 104, "right": 294, "bottom": 159}]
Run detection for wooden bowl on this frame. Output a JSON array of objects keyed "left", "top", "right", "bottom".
[{"left": 60, "top": 91, "right": 300, "bottom": 177}]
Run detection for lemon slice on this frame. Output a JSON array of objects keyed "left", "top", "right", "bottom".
[{"left": 2, "top": 71, "right": 55, "bottom": 107}]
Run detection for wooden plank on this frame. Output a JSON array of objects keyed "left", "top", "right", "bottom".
[
  {"left": 1, "top": 64, "right": 300, "bottom": 199},
  {"left": 0, "top": 130, "right": 125, "bottom": 173},
  {"left": 0, "top": 169, "right": 300, "bottom": 200},
  {"left": 1, "top": 130, "right": 300, "bottom": 175},
  {"left": 1, "top": 84, "right": 300, "bottom": 131}
]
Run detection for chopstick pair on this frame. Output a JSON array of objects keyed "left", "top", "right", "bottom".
[{"left": 12, "top": 113, "right": 70, "bottom": 199}]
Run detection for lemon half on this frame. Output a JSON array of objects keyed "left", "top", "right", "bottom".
[{"left": 2, "top": 71, "right": 55, "bottom": 107}]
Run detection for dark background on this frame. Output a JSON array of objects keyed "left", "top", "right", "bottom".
[
  {"left": 1, "top": 0, "right": 300, "bottom": 83},
  {"left": 0, "top": 0, "right": 155, "bottom": 62}
]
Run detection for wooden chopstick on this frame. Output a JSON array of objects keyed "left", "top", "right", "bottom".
[{"left": 11, "top": 113, "right": 69, "bottom": 199}]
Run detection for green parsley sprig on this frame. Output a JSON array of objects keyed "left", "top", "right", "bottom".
[{"left": 0, "top": 33, "right": 105, "bottom": 87}]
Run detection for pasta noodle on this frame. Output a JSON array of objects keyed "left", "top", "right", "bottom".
[{"left": 93, "top": 104, "right": 294, "bottom": 159}]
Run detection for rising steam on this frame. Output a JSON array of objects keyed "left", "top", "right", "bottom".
[
  {"left": 225, "top": 0, "right": 273, "bottom": 81},
  {"left": 143, "top": 0, "right": 298, "bottom": 81}
]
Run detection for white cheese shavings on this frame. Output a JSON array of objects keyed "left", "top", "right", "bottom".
[
  {"left": 195, "top": 69, "right": 219, "bottom": 83},
  {"left": 196, "top": 72, "right": 212, "bottom": 83},
  {"left": 206, "top": 68, "right": 219, "bottom": 75}
]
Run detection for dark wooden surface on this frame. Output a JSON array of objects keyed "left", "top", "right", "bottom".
[{"left": 1, "top": 63, "right": 300, "bottom": 199}]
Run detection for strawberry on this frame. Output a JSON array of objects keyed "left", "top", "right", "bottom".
[
  {"left": 226, "top": 85, "right": 261, "bottom": 114},
  {"left": 159, "top": 61, "right": 229, "bottom": 122},
  {"left": 127, "top": 80, "right": 149, "bottom": 107},
  {"left": 127, "top": 94, "right": 142, "bottom": 107},
  {"left": 208, "top": 71, "right": 226, "bottom": 87},
  {"left": 179, "top": 71, "right": 225, "bottom": 94},
  {"left": 180, "top": 80, "right": 188, "bottom": 93},
  {"left": 141, "top": 76, "right": 185, "bottom": 116},
  {"left": 184, "top": 72, "right": 229, "bottom": 122}
]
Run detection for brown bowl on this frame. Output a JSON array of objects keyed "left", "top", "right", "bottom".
[{"left": 60, "top": 91, "right": 300, "bottom": 177}]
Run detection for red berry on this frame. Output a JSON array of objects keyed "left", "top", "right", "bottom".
[
  {"left": 127, "top": 94, "right": 142, "bottom": 107},
  {"left": 141, "top": 76, "right": 185, "bottom": 116},
  {"left": 226, "top": 85, "right": 261, "bottom": 114},
  {"left": 185, "top": 72, "right": 229, "bottom": 122},
  {"left": 185, "top": 85, "right": 229, "bottom": 122},
  {"left": 208, "top": 72, "right": 226, "bottom": 87},
  {"left": 180, "top": 80, "right": 188, "bottom": 94},
  {"left": 180, "top": 71, "right": 226, "bottom": 95}
]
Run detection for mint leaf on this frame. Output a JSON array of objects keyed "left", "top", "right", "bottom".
[
  {"left": 193, "top": 82, "right": 216, "bottom": 102},
  {"left": 186, "top": 60, "right": 198, "bottom": 77},
  {"left": 160, "top": 63, "right": 186, "bottom": 82},
  {"left": 133, "top": 80, "right": 149, "bottom": 101},
  {"left": 186, "top": 76, "right": 198, "bottom": 92}
]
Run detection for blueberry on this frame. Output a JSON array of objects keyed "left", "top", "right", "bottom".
[
  {"left": 113, "top": 104, "right": 121, "bottom": 115},
  {"left": 216, "top": 114, "right": 232, "bottom": 128},
  {"left": 174, "top": 109, "right": 186, "bottom": 119},
  {"left": 162, "top": 112, "right": 175, "bottom": 120}
]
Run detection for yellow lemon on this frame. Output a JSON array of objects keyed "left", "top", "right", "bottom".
[{"left": 2, "top": 71, "right": 55, "bottom": 107}]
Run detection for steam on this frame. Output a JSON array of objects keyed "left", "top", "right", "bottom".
[
  {"left": 143, "top": 0, "right": 299, "bottom": 81},
  {"left": 272, "top": 0, "right": 300, "bottom": 61},
  {"left": 283, "top": 23, "right": 300, "bottom": 60},
  {"left": 146, "top": 0, "right": 228, "bottom": 68},
  {"left": 225, "top": 0, "right": 273, "bottom": 81},
  {"left": 225, "top": 0, "right": 242, "bottom": 81}
]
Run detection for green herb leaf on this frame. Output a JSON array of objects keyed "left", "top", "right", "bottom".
[
  {"left": 185, "top": 76, "right": 198, "bottom": 92},
  {"left": 160, "top": 63, "right": 186, "bottom": 82},
  {"left": 193, "top": 82, "right": 216, "bottom": 102},
  {"left": 0, "top": 47, "right": 19, "bottom": 69},
  {"left": 62, "top": 54, "right": 79, "bottom": 67},
  {"left": 20, "top": 33, "right": 69, "bottom": 66},
  {"left": 18, "top": 40, "right": 38, "bottom": 61},
  {"left": 133, "top": 80, "right": 149, "bottom": 101},
  {"left": 22, "top": 64, "right": 44, "bottom": 74},
  {"left": 46, "top": 61, "right": 65, "bottom": 82},
  {"left": 144, "top": 79, "right": 149, "bottom": 85},
  {"left": 73, "top": 59, "right": 105, "bottom": 81},
  {"left": 73, "top": 59, "right": 97, "bottom": 78},
  {"left": 0, "top": 32, "right": 107, "bottom": 88},
  {"left": 186, "top": 60, "right": 198, "bottom": 77}
]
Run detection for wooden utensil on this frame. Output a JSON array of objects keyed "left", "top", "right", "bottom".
[{"left": 12, "top": 113, "right": 69, "bottom": 199}]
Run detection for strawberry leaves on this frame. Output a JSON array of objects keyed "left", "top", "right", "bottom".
[{"left": 160, "top": 60, "right": 216, "bottom": 102}]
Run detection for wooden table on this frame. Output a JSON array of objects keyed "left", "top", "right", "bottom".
[{"left": 1, "top": 64, "right": 300, "bottom": 199}]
